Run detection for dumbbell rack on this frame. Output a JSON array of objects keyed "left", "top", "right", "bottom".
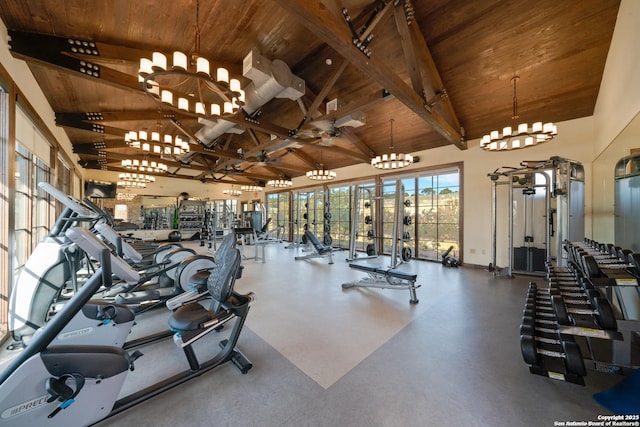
[
  {"left": 564, "top": 239, "right": 640, "bottom": 371},
  {"left": 522, "top": 281, "right": 586, "bottom": 385}
]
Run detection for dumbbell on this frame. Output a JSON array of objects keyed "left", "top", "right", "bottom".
[
  {"left": 520, "top": 334, "right": 586, "bottom": 376},
  {"left": 551, "top": 294, "right": 617, "bottom": 330}
]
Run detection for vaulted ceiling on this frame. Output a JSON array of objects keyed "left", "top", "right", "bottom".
[{"left": 0, "top": 0, "right": 620, "bottom": 187}]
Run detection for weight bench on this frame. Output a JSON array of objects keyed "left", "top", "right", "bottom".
[
  {"left": 342, "top": 263, "right": 420, "bottom": 304},
  {"left": 294, "top": 230, "right": 336, "bottom": 264}
]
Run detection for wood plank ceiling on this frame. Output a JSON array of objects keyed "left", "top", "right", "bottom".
[{"left": 0, "top": 0, "right": 620, "bottom": 187}]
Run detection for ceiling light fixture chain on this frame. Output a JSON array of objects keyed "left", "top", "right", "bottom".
[
  {"left": 371, "top": 118, "right": 413, "bottom": 170},
  {"left": 137, "top": 0, "right": 245, "bottom": 120},
  {"left": 480, "top": 74, "right": 557, "bottom": 151}
]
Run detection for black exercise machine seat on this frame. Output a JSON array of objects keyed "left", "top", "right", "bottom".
[
  {"left": 348, "top": 263, "right": 418, "bottom": 282},
  {"left": 169, "top": 247, "right": 241, "bottom": 333}
]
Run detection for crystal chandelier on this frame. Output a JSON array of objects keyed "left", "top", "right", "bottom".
[
  {"left": 371, "top": 119, "right": 413, "bottom": 170},
  {"left": 480, "top": 76, "right": 557, "bottom": 151}
]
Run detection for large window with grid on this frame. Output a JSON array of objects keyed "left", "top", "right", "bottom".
[
  {"left": 0, "top": 85, "right": 9, "bottom": 338},
  {"left": 327, "top": 185, "right": 351, "bottom": 249},
  {"left": 379, "top": 166, "right": 461, "bottom": 262},
  {"left": 14, "top": 143, "right": 52, "bottom": 270},
  {"left": 265, "top": 191, "right": 290, "bottom": 241}
]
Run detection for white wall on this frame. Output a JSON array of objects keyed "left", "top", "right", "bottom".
[{"left": 590, "top": 0, "right": 640, "bottom": 243}]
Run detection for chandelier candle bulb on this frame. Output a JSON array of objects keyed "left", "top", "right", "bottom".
[
  {"left": 217, "top": 67, "right": 229, "bottom": 84},
  {"left": 172, "top": 51, "right": 187, "bottom": 70},
  {"left": 195, "top": 102, "right": 206, "bottom": 115},
  {"left": 161, "top": 90, "right": 173, "bottom": 104},
  {"left": 152, "top": 52, "right": 167, "bottom": 70},
  {"left": 230, "top": 78, "right": 241, "bottom": 92},
  {"left": 532, "top": 122, "right": 542, "bottom": 132},
  {"left": 518, "top": 123, "right": 528, "bottom": 134},
  {"left": 141, "top": 142, "right": 150, "bottom": 152},
  {"left": 178, "top": 97, "right": 189, "bottom": 111},
  {"left": 525, "top": 137, "right": 534, "bottom": 146},
  {"left": 151, "top": 132, "right": 160, "bottom": 142},
  {"left": 223, "top": 102, "right": 233, "bottom": 114},
  {"left": 211, "top": 104, "right": 221, "bottom": 115},
  {"left": 503, "top": 126, "right": 512, "bottom": 136},
  {"left": 139, "top": 58, "right": 153, "bottom": 75},
  {"left": 164, "top": 134, "right": 173, "bottom": 144},
  {"left": 138, "top": 130, "right": 147, "bottom": 141},
  {"left": 196, "top": 57, "right": 210, "bottom": 74}
]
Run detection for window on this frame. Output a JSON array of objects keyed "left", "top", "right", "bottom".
[
  {"left": 0, "top": 86, "right": 9, "bottom": 337},
  {"left": 379, "top": 166, "right": 461, "bottom": 262},
  {"left": 265, "top": 191, "right": 290, "bottom": 241},
  {"left": 328, "top": 185, "right": 351, "bottom": 249}
]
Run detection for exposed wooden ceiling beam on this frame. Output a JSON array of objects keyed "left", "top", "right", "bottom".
[{"left": 274, "top": 0, "right": 466, "bottom": 150}]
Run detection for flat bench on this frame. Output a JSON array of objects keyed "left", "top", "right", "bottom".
[{"left": 343, "top": 263, "right": 420, "bottom": 304}]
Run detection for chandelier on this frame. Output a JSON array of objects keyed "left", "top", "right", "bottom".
[
  {"left": 267, "top": 178, "right": 293, "bottom": 188},
  {"left": 137, "top": 0, "right": 244, "bottom": 118},
  {"left": 480, "top": 76, "right": 557, "bottom": 151},
  {"left": 117, "top": 192, "right": 137, "bottom": 201},
  {"left": 240, "top": 185, "right": 263, "bottom": 192},
  {"left": 306, "top": 165, "right": 336, "bottom": 181},
  {"left": 121, "top": 158, "right": 168, "bottom": 173},
  {"left": 118, "top": 172, "right": 155, "bottom": 184},
  {"left": 222, "top": 188, "right": 242, "bottom": 197},
  {"left": 371, "top": 118, "right": 413, "bottom": 170},
  {"left": 117, "top": 180, "right": 146, "bottom": 189},
  {"left": 125, "top": 130, "right": 190, "bottom": 157}
]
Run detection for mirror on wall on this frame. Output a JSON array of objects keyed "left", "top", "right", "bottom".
[{"left": 592, "top": 111, "right": 640, "bottom": 243}]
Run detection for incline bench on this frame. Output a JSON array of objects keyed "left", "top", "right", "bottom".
[
  {"left": 342, "top": 263, "right": 420, "bottom": 304},
  {"left": 294, "top": 230, "right": 336, "bottom": 264}
]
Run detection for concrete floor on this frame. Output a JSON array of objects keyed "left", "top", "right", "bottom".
[
  {"left": 0, "top": 240, "right": 628, "bottom": 426},
  {"left": 95, "top": 241, "right": 623, "bottom": 427}
]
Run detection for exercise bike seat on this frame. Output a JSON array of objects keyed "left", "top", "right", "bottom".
[{"left": 168, "top": 303, "right": 212, "bottom": 330}]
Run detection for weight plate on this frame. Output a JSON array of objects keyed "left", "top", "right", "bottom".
[
  {"left": 520, "top": 334, "right": 539, "bottom": 366},
  {"left": 404, "top": 199, "right": 411, "bottom": 207},
  {"left": 402, "top": 231, "right": 410, "bottom": 241},
  {"left": 366, "top": 243, "right": 375, "bottom": 256},
  {"left": 364, "top": 216, "right": 372, "bottom": 225},
  {"left": 303, "top": 213, "right": 308, "bottom": 220},
  {"left": 367, "top": 230, "right": 374, "bottom": 239},
  {"left": 301, "top": 233, "right": 308, "bottom": 244},
  {"left": 403, "top": 216, "right": 412, "bottom": 225},
  {"left": 324, "top": 212, "right": 332, "bottom": 220},
  {"left": 323, "top": 234, "right": 333, "bottom": 246},
  {"left": 401, "top": 247, "right": 412, "bottom": 262}
]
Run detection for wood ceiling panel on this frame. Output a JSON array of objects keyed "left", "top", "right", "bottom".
[{"left": 0, "top": 0, "right": 621, "bottom": 181}]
